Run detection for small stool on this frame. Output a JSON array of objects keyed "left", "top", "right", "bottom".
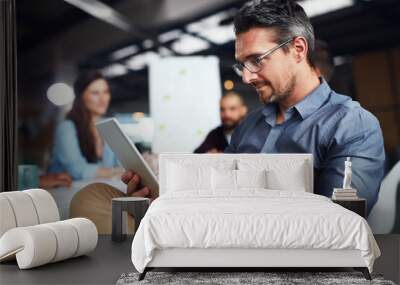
[{"left": 112, "top": 197, "right": 149, "bottom": 242}]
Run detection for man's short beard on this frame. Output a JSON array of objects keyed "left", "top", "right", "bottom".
[
  {"left": 222, "top": 122, "right": 239, "bottom": 132},
  {"left": 260, "top": 76, "right": 296, "bottom": 105}
]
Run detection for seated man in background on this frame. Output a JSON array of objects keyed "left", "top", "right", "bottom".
[{"left": 194, "top": 92, "right": 247, "bottom": 153}]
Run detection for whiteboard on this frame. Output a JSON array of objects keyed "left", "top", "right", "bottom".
[{"left": 149, "top": 56, "right": 221, "bottom": 153}]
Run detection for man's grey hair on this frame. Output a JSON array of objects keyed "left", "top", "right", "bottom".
[{"left": 234, "top": 0, "right": 315, "bottom": 66}]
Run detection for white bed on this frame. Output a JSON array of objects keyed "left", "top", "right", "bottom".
[{"left": 131, "top": 154, "right": 380, "bottom": 280}]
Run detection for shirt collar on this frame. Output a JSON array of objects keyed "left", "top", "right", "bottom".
[
  {"left": 261, "top": 103, "right": 278, "bottom": 126},
  {"left": 261, "top": 78, "right": 331, "bottom": 123},
  {"left": 294, "top": 78, "right": 331, "bottom": 120}
]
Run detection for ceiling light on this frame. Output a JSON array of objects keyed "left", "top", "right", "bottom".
[
  {"left": 186, "top": 11, "right": 232, "bottom": 33},
  {"left": 299, "top": 0, "right": 354, "bottom": 18},
  {"left": 110, "top": 45, "right": 139, "bottom": 60},
  {"left": 47, "top": 83, "right": 75, "bottom": 106},
  {"left": 158, "top": 29, "right": 183, "bottom": 43},
  {"left": 102, "top": 63, "right": 128, "bottom": 78},
  {"left": 333, "top": 56, "right": 349, "bottom": 66},
  {"left": 64, "top": 0, "right": 132, "bottom": 32},
  {"left": 171, "top": 35, "right": 210, "bottom": 55},
  {"left": 197, "top": 23, "right": 235, "bottom": 45},
  {"left": 185, "top": 9, "right": 237, "bottom": 45},
  {"left": 158, "top": 47, "right": 174, "bottom": 57},
  {"left": 142, "top": 39, "right": 154, "bottom": 49},
  {"left": 125, "top": 51, "right": 159, "bottom": 71}
]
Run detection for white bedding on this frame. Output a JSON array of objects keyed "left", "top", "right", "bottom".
[{"left": 131, "top": 190, "right": 380, "bottom": 273}]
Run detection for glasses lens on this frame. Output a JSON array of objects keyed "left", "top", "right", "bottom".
[
  {"left": 245, "top": 58, "right": 261, "bottom": 73},
  {"left": 232, "top": 64, "right": 243, "bottom": 76}
]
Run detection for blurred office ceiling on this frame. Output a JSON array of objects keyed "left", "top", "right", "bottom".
[{"left": 16, "top": 0, "right": 400, "bottom": 102}]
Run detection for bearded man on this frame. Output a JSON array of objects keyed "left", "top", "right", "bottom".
[
  {"left": 194, "top": 92, "right": 247, "bottom": 153},
  {"left": 225, "top": 0, "right": 385, "bottom": 214}
]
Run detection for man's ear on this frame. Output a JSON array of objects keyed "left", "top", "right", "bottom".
[
  {"left": 241, "top": 105, "right": 248, "bottom": 117},
  {"left": 292, "top": 37, "right": 308, "bottom": 63}
]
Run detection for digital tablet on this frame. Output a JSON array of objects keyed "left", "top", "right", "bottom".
[{"left": 96, "top": 118, "right": 159, "bottom": 197}]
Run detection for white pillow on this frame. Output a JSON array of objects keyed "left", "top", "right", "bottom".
[
  {"left": 236, "top": 169, "right": 267, "bottom": 189},
  {"left": 266, "top": 167, "right": 307, "bottom": 191},
  {"left": 211, "top": 169, "right": 268, "bottom": 190},
  {"left": 237, "top": 159, "right": 309, "bottom": 192},
  {"left": 167, "top": 162, "right": 211, "bottom": 191},
  {"left": 211, "top": 169, "right": 236, "bottom": 190}
]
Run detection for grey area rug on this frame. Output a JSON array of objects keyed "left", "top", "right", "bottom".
[{"left": 116, "top": 272, "right": 396, "bottom": 285}]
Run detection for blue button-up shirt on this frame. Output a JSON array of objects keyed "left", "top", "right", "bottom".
[{"left": 225, "top": 80, "right": 385, "bottom": 214}]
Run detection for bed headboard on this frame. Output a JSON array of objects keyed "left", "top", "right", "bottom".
[{"left": 158, "top": 153, "right": 313, "bottom": 195}]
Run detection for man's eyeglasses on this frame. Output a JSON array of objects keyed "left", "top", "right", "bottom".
[{"left": 232, "top": 38, "right": 293, "bottom": 77}]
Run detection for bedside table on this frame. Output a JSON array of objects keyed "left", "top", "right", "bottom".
[
  {"left": 112, "top": 197, "right": 150, "bottom": 242},
  {"left": 332, "top": 198, "right": 366, "bottom": 218}
]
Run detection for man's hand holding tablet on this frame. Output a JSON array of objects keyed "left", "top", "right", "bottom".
[
  {"left": 96, "top": 118, "right": 159, "bottom": 200},
  {"left": 121, "top": 171, "right": 154, "bottom": 202}
]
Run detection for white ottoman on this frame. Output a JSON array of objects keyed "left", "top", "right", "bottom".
[{"left": 0, "top": 189, "right": 98, "bottom": 269}]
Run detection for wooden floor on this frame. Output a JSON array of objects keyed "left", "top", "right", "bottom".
[{"left": 0, "top": 235, "right": 399, "bottom": 285}]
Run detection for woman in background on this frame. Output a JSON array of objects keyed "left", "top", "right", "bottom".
[{"left": 48, "top": 71, "right": 121, "bottom": 180}]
